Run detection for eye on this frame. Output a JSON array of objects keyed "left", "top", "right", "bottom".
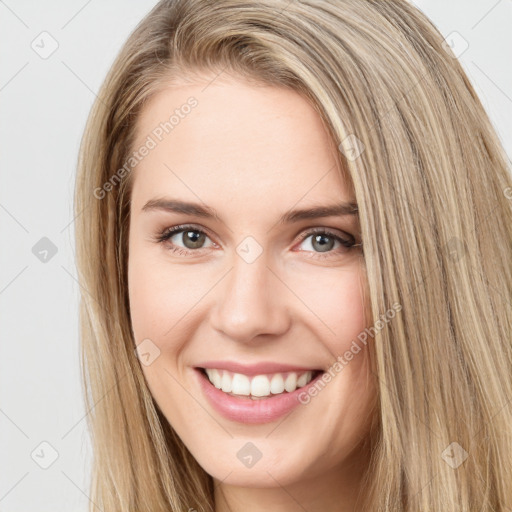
[
  {"left": 153, "top": 224, "right": 361, "bottom": 259},
  {"left": 155, "top": 224, "right": 216, "bottom": 256},
  {"left": 294, "top": 228, "right": 359, "bottom": 259}
]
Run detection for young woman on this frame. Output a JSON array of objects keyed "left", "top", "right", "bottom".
[{"left": 74, "top": 1, "right": 512, "bottom": 510}]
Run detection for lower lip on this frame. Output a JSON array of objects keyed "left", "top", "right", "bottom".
[{"left": 195, "top": 368, "right": 324, "bottom": 424}]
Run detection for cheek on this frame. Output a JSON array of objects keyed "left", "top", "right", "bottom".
[
  {"left": 128, "top": 251, "right": 164, "bottom": 344},
  {"left": 289, "top": 261, "right": 367, "bottom": 350},
  {"left": 128, "top": 243, "right": 208, "bottom": 343}
]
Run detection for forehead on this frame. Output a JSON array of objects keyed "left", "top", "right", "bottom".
[{"left": 130, "top": 75, "right": 352, "bottom": 212}]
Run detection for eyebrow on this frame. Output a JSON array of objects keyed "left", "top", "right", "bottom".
[{"left": 141, "top": 197, "right": 358, "bottom": 224}]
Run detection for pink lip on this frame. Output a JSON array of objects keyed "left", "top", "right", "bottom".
[
  {"left": 194, "top": 367, "right": 325, "bottom": 424},
  {"left": 195, "top": 360, "right": 321, "bottom": 377}
]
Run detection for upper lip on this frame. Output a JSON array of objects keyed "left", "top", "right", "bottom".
[{"left": 195, "top": 360, "right": 322, "bottom": 376}]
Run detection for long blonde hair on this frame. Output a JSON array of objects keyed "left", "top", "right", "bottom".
[{"left": 74, "top": 0, "right": 512, "bottom": 510}]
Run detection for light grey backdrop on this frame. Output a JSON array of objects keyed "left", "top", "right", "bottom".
[{"left": 1, "top": 1, "right": 510, "bottom": 510}]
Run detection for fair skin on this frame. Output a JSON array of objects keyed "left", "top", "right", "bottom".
[{"left": 128, "top": 72, "right": 377, "bottom": 512}]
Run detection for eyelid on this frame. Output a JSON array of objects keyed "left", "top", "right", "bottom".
[
  {"left": 157, "top": 224, "right": 355, "bottom": 245},
  {"left": 295, "top": 226, "right": 354, "bottom": 242}
]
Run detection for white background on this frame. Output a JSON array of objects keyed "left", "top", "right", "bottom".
[{"left": 0, "top": 1, "right": 510, "bottom": 510}]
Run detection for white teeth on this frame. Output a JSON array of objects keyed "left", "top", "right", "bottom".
[
  {"left": 209, "top": 369, "right": 222, "bottom": 389},
  {"left": 221, "top": 371, "right": 232, "bottom": 393},
  {"left": 204, "top": 369, "right": 316, "bottom": 398},
  {"left": 270, "top": 373, "right": 285, "bottom": 394},
  {"left": 296, "top": 372, "right": 309, "bottom": 388},
  {"left": 284, "top": 373, "right": 297, "bottom": 392},
  {"left": 232, "top": 373, "right": 251, "bottom": 395},
  {"left": 251, "top": 375, "right": 271, "bottom": 397}
]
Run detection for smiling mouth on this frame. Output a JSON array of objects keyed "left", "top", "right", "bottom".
[{"left": 198, "top": 367, "right": 324, "bottom": 400}]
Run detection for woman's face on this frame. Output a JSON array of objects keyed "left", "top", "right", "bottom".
[{"left": 128, "top": 73, "right": 376, "bottom": 495}]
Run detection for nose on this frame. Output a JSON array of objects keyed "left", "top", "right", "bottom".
[{"left": 209, "top": 251, "right": 291, "bottom": 344}]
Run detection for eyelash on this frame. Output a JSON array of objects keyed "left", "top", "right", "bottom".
[{"left": 154, "top": 224, "right": 361, "bottom": 260}]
